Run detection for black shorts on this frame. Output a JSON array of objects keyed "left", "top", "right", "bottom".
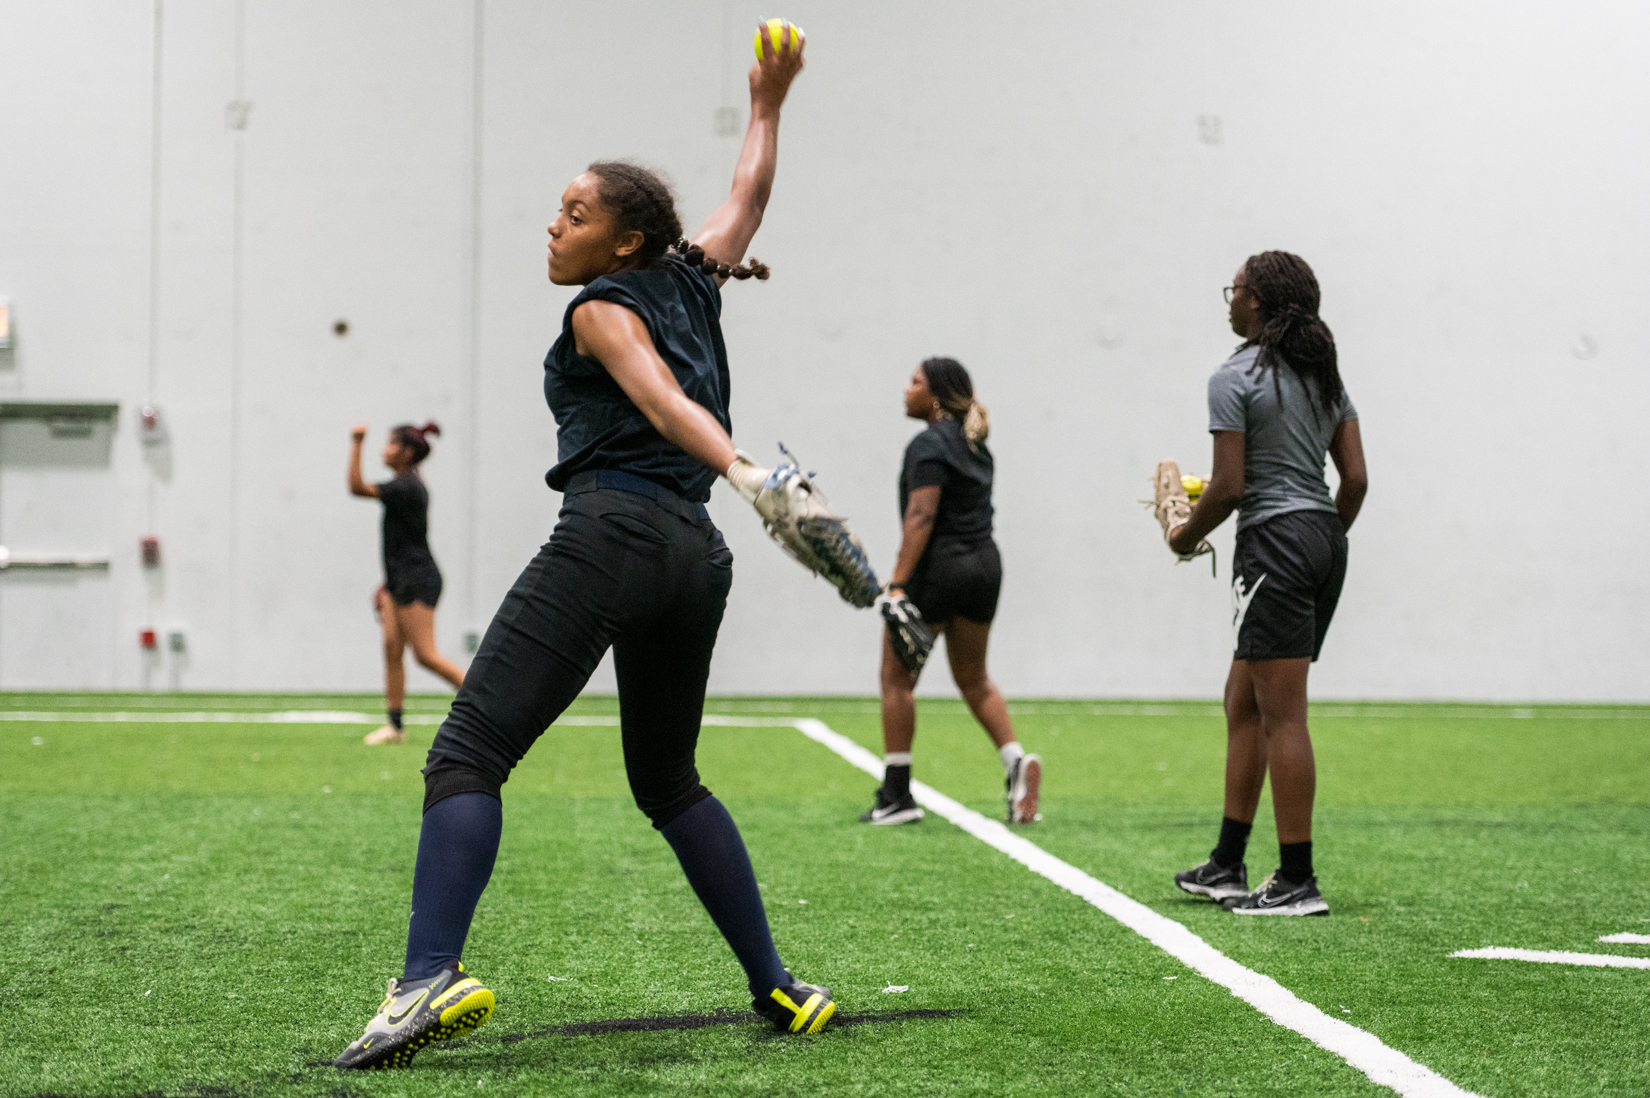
[
  {"left": 908, "top": 538, "right": 1002, "bottom": 626},
  {"left": 1231, "top": 510, "right": 1347, "bottom": 662},
  {"left": 387, "top": 563, "right": 443, "bottom": 608}
]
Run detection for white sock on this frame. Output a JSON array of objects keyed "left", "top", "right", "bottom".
[
  {"left": 999, "top": 741, "right": 1025, "bottom": 772},
  {"left": 884, "top": 751, "right": 913, "bottom": 767}
]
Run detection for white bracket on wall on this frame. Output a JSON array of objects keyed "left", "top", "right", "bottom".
[
  {"left": 0, "top": 546, "right": 110, "bottom": 570},
  {"left": 0, "top": 400, "right": 120, "bottom": 439}
]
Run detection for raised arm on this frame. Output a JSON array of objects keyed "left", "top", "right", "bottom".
[
  {"left": 348, "top": 425, "right": 379, "bottom": 498},
  {"left": 690, "top": 24, "right": 806, "bottom": 281},
  {"left": 572, "top": 301, "right": 738, "bottom": 474},
  {"left": 1328, "top": 418, "right": 1368, "bottom": 532},
  {"left": 1170, "top": 431, "right": 1244, "bottom": 554}
]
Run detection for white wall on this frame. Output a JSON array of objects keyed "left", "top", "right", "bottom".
[{"left": 0, "top": 0, "right": 1645, "bottom": 699}]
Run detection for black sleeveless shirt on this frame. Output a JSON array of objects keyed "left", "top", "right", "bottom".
[{"left": 543, "top": 254, "right": 731, "bottom": 504}]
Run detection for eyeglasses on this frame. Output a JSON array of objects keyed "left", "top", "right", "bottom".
[{"left": 1223, "top": 285, "right": 1247, "bottom": 304}]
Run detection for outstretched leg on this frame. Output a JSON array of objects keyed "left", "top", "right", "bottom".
[
  {"left": 612, "top": 532, "right": 788, "bottom": 998},
  {"left": 946, "top": 617, "right": 1040, "bottom": 822},
  {"left": 396, "top": 602, "right": 466, "bottom": 690},
  {"left": 943, "top": 617, "right": 1015, "bottom": 749}
]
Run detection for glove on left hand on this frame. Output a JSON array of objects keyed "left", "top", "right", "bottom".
[
  {"left": 877, "top": 589, "right": 934, "bottom": 676},
  {"left": 735, "top": 444, "right": 882, "bottom": 608}
]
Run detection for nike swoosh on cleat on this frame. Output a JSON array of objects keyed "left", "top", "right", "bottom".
[{"left": 386, "top": 989, "right": 429, "bottom": 1026}]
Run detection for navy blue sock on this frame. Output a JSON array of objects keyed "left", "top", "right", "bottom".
[
  {"left": 403, "top": 791, "right": 502, "bottom": 980},
  {"left": 659, "top": 796, "right": 789, "bottom": 997},
  {"left": 387, "top": 708, "right": 403, "bottom": 731}
]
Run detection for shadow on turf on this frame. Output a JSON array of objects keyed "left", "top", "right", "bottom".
[
  {"left": 298, "top": 1007, "right": 968, "bottom": 1067},
  {"left": 494, "top": 1006, "right": 968, "bottom": 1043}
]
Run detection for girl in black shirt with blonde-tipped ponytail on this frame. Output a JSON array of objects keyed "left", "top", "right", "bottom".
[{"left": 862, "top": 357, "right": 1043, "bottom": 827}]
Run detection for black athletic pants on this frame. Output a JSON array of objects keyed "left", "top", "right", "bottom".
[{"left": 423, "top": 475, "right": 732, "bottom": 826}]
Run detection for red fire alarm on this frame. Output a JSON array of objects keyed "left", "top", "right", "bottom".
[
  {"left": 140, "top": 536, "right": 161, "bottom": 566},
  {"left": 140, "top": 629, "right": 158, "bottom": 650}
]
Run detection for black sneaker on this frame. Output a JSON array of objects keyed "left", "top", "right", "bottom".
[
  {"left": 753, "top": 977, "right": 836, "bottom": 1034},
  {"left": 1227, "top": 873, "right": 1329, "bottom": 916},
  {"left": 332, "top": 962, "right": 495, "bottom": 1070},
  {"left": 1174, "top": 858, "right": 1249, "bottom": 902},
  {"left": 858, "top": 786, "right": 924, "bottom": 825}
]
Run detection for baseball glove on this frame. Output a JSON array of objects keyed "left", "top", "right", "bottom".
[
  {"left": 877, "top": 589, "right": 934, "bottom": 676},
  {"left": 726, "top": 445, "right": 882, "bottom": 608},
  {"left": 1147, "top": 459, "right": 1215, "bottom": 575}
]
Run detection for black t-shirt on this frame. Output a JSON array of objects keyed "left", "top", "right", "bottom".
[
  {"left": 543, "top": 254, "right": 731, "bottom": 504},
  {"left": 899, "top": 417, "right": 994, "bottom": 551},
  {"left": 378, "top": 473, "right": 436, "bottom": 578}
]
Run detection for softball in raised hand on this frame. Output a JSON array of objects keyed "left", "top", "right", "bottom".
[{"left": 754, "top": 18, "right": 804, "bottom": 58}]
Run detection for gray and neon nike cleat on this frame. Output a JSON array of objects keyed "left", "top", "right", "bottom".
[{"left": 333, "top": 962, "right": 494, "bottom": 1070}]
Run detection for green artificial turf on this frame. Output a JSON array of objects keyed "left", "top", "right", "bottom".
[{"left": 1, "top": 694, "right": 1646, "bottom": 1097}]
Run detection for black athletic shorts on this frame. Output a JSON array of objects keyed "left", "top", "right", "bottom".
[
  {"left": 1231, "top": 509, "right": 1347, "bottom": 662},
  {"left": 907, "top": 538, "right": 1002, "bottom": 626},
  {"left": 387, "top": 562, "right": 443, "bottom": 608}
]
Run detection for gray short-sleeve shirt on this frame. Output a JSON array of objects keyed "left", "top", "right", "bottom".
[{"left": 1207, "top": 345, "right": 1357, "bottom": 531}]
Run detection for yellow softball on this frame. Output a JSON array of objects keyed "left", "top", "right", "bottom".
[
  {"left": 1182, "top": 474, "right": 1205, "bottom": 501},
  {"left": 754, "top": 18, "right": 803, "bottom": 59}
]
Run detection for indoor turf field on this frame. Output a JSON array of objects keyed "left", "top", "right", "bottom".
[{"left": 3, "top": 694, "right": 1647, "bottom": 1098}]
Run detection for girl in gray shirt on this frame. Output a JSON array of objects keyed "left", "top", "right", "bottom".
[{"left": 1167, "top": 251, "right": 1368, "bottom": 917}]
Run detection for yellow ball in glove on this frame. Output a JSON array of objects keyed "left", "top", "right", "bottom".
[
  {"left": 1181, "top": 474, "right": 1205, "bottom": 501},
  {"left": 754, "top": 18, "right": 804, "bottom": 58}
]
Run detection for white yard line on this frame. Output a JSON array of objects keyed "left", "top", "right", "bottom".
[
  {"left": 791, "top": 716, "right": 1481, "bottom": 1098},
  {"left": 0, "top": 710, "right": 622, "bottom": 727},
  {"left": 1598, "top": 933, "right": 1650, "bottom": 945},
  {"left": 1451, "top": 947, "right": 1650, "bottom": 970}
]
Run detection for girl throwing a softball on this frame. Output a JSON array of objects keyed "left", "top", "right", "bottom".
[
  {"left": 334, "top": 23, "right": 835, "bottom": 1070},
  {"left": 1169, "top": 251, "right": 1367, "bottom": 917},
  {"left": 348, "top": 422, "right": 466, "bottom": 745}
]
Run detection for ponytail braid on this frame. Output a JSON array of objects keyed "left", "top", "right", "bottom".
[
  {"left": 1240, "top": 251, "right": 1343, "bottom": 423},
  {"left": 672, "top": 238, "right": 770, "bottom": 281},
  {"left": 919, "top": 356, "right": 991, "bottom": 450},
  {"left": 391, "top": 420, "right": 441, "bottom": 465}
]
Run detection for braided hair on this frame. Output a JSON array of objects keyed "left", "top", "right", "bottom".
[
  {"left": 1240, "top": 251, "right": 1343, "bottom": 423},
  {"left": 920, "top": 356, "right": 990, "bottom": 449},
  {"left": 390, "top": 421, "right": 440, "bottom": 465},
  {"left": 584, "top": 160, "right": 769, "bottom": 281}
]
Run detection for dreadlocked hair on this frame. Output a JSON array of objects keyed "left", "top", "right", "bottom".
[
  {"left": 920, "top": 356, "right": 990, "bottom": 449},
  {"left": 672, "top": 238, "right": 770, "bottom": 281},
  {"left": 391, "top": 421, "right": 441, "bottom": 465},
  {"left": 1240, "top": 250, "right": 1344, "bottom": 423}
]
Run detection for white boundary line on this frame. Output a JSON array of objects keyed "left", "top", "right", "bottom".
[
  {"left": 0, "top": 710, "right": 625, "bottom": 727},
  {"left": 1598, "top": 933, "right": 1650, "bottom": 945},
  {"left": 791, "top": 716, "right": 1482, "bottom": 1098},
  {"left": 1450, "top": 947, "right": 1650, "bottom": 970}
]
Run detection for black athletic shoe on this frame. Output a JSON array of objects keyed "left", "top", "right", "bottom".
[
  {"left": 332, "top": 962, "right": 495, "bottom": 1070},
  {"left": 754, "top": 977, "right": 836, "bottom": 1034},
  {"left": 1174, "top": 858, "right": 1249, "bottom": 902},
  {"left": 858, "top": 787, "right": 924, "bottom": 825},
  {"left": 1227, "top": 873, "right": 1329, "bottom": 917}
]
